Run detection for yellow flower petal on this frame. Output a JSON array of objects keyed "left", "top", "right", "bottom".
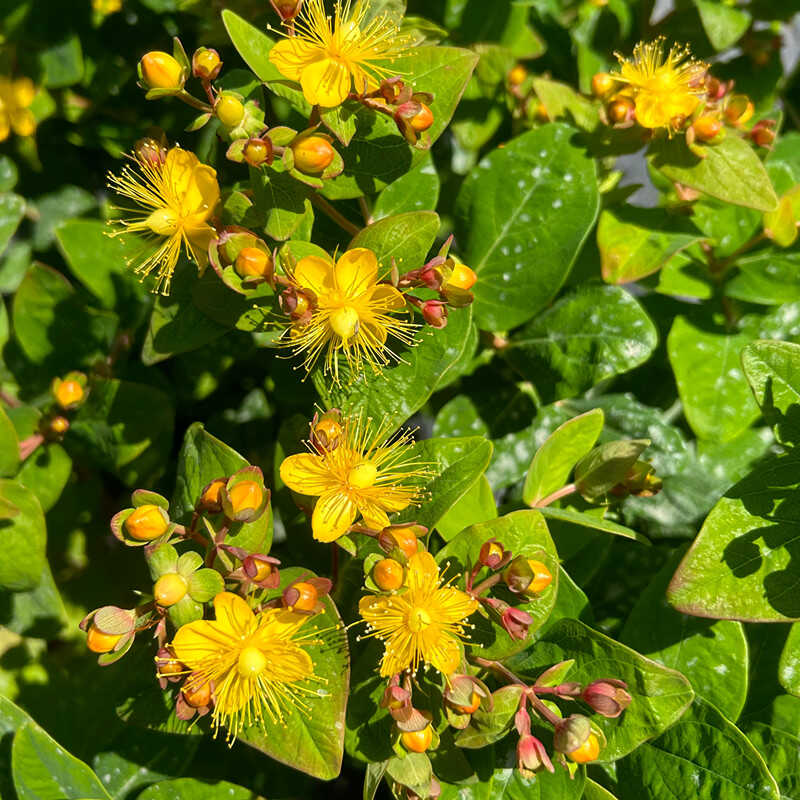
[
  {"left": 370, "top": 284, "right": 406, "bottom": 311},
  {"left": 280, "top": 452, "right": 337, "bottom": 496},
  {"left": 358, "top": 501, "right": 390, "bottom": 531},
  {"left": 293, "top": 255, "right": 335, "bottom": 296},
  {"left": 312, "top": 489, "right": 358, "bottom": 542},
  {"left": 408, "top": 551, "right": 439, "bottom": 591},
  {"left": 427, "top": 633, "right": 461, "bottom": 675},
  {"left": 213, "top": 591, "right": 256, "bottom": 637},
  {"left": 335, "top": 247, "right": 378, "bottom": 298},
  {"left": 269, "top": 37, "right": 323, "bottom": 83},
  {"left": 299, "top": 57, "right": 351, "bottom": 108},
  {"left": 172, "top": 619, "right": 236, "bottom": 668}
]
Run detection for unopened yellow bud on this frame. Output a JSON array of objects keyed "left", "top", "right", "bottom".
[
  {"left": 410, "top": 103, "right": 434, "bottom": 132},
  {"left": 401, "top": 725, "right": 433, "bottom": 753},
  {"left": 243, "top": 138, "right": 271, "bottom": 167},
  {"left": 251, "top": 557, "right": 273, "bottom": 582},
  {"left": 215, "top": 93, "right": 245, "bottom": 128},
  {"left": 139, "top": 51, "right": 184, "bottom": 90},
  {"left": 373, "top": 558, "right": 404, "bottom": 591},
  {"left": 87, "top": 624, "right": 122, "bottom": 653},
  {"left": 447, "top": 263, "right": 477, "bottom": 291},
  {"left": 509, "top": 65, "right": 527, "bottom": 86},
  {"left": 692, "top": 115, "right": 722, "bottom": 142},
  {"left": 291, "top": 135, "right": 336, "bottom": 174},
  {"left": 125, "top": 504, "right": 169, "bottom": 541},
  {"left": 50, "top": 416, "right": 70, "bottom": 435},
  {"left": 228, "top": 481, "right": 263, "bottom": 514},
  {"left": 192, "top": 47, "right": 222, "bottom": 81},
  {"left": 154, "top": 573, "right": 188, "bottom": 607},
  {"left": 201, "top": 479, "right": 225, "bottom": 508},
  {"left": 235, "top": 247, "right": 273, "bottom": 279},
  {"left": 182, "top": 678, "right": 212, "bottom": 708},
  {"left": 567, "top": 733, "right": 601, "bottom": 763},
  {"left": 591, "top": 72, "right": 616, "bottom": 97},
  {"left": 54, "top": 379, "right": 84, "bottom": 409},
  {"left": 525, "top": 559, "right": 553, "bottom": 594},
  {"left": 390, "top": 527, "right": 419, "bottom": 559}
]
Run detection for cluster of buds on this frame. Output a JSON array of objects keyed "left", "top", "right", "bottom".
[
  {"left": 463, "top": 539, "right": 553, "bottom": 641},
  {"left": 360, "top": 523, "right": 427, "bottom": 593},
  {"left": 209, "top": 226, "right": 276, "bottom": 294},
  {"left": 35, "top": 370, "right": 89, "bottom": 442},
  {"left": 506, "top": 64, "right": 549, "bottom": 125},
  {"left": 392, "top": 236, "right": 477, "bottom": 329},
  {"left": 360, "top": 77, "right": 435, "bottom": 147}
]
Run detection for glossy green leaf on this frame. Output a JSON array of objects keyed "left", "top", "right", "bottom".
[
  {"left": 0, "top": 562, "right": 67, "bottom": 638},
  {"left": 726, "top": 251, "right": 800, "bottom": 306},
  {"left": 695, "top": 0, "right": 751, "bottom": 50},
  {"left": 0, "top": 403, "right": 19, "bottom": 477},
  {"left": 650, "top": 136, "right": 778, "bottom": 212},
  {"left": 505, "top": 619, "right": 694, "bottom": 761},
  {"left": 138, "top": 778, "right": 257, "bottom": 800},
  {"left": 456, "top": 124, "right": 599, "bottom": 331},
  {"left": 537, "top": 507, "right": 649, "bottom": 545},
  {"left": 779, "top": 623, "right": 800, "bottom": 697},
  {"left": 16, "top": 443, "right": 72, "bottom": 512},
  {"left": 0, "top": 479, "right": 46, "bottom": 592},
  {"left": 746, "top": 722, "right": 800, "bottom": 800},
  {"left": 505, "top": 286, "right": 657, "bottom": 400},
  {"left": 0, "top": 193, "right": 25, "bottom": 255},
  {"left": 455, "top": 685, "right": 522, "bottom": 749},
  {"left": 373, "top": 157, "right": 440, "bottom": 221},
  {"left": 348, "top": 211, "right": 439, "bottom": 272},
  {"left": 253, "top": 170, "right": 313, "bottom": 242},
  {"left": 523, "top": 409, "right": 604, "bottom": 506},
  {"left": 436, "top": 476, "right": 497, "bottom": 541},
  {"left": 616, "top": 699, "right": 779, "bottom": 800}
]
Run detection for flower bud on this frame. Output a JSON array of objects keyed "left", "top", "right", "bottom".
[
  {"left": 478, "top": 539, "right": 506, "bottom": 569},
  {"left": 249, "top": 556, "right": 275, "bottom": 583},
  {"left": 125, "top": 504, "right": 170, "bottom": 541},
  {"left": 553, "top": 714, "right": 592, "bottom": 755},
  {"left": 750, "top": 120, "right": 776, "bottom": 148},
  {"left": 215, "top": 93, "right": 245, "bottom": 128},
  {"left": 691, "top": 115, "right": 722, "bottom": 142},
  {"left": 284, "top": 581, "right": 318, "bottom": 612},
  {"left": 54, "top": 378, "right": 84, "bottom": 409},
  {"left": 182, "top": 677, "right": 212, "bottom": 708},
  {"left": 381, "top": 683, "right": 412, "bottom": 719},
  {"left": 525, "top": 559, "right": 553, "bottom": 594},
  {"left": 724, "top": 94, "right": 754, "bottom": 126},
  {"left": 139, "top": 51, "right": 184, "bottom": 91},
  {"left": 500, "top": 604, "right": 534, "bottom": 640},
  {"left": 381, "top": 525, "right": 424, "bottom": 559},
  {"left": 50, "top": 416, "right": 70, "bottom": 436},
  {"left": 582, "top": 679, "right": 631, "bottom": 718},
  {"left": 444, "top": 674, "right": 489, "bottom": 715},
  {"left": 192, "top": 47, "right": 222, "bottom": 81},
  {"left": 410, "top": 103, "right": 434, "bottom": 133},
  {"left": 567, "top": 732, "right": 601, "bottom": 763},
  {"left": 135, "top": 136, "right": 167, "bottom": 166},
  {"left": 311, "top": 409, "right": 343, "bottom": 451},
  {"left": 422, "top": 300, "right": 448, "bottom": 329},
  {"left": 198, "top": 479, "right": 226, "bottom": 512},
  {"left": 517, "top": 734, "right": 554, "bottom": 776},
  {"left": 509, "top": 65, "right": 527, "bottom": 86},
  {"left": 154, "top": 573, "right": 188, "bottom": 607},
  {"left": 608, "top": 96, "right": 634, "bottom": 124},
  {"left": 243, "top": 137, "right": 273, "bottom": 168},
  {"left": 227, "top": 481, "right": 264, "bottom": 516},
  {"left": 235, "top": 246, "right": 273, "bottom": 279},
  {"left": 401, "top": 723, "right": 433, "bottom": 753},
  {"left": 446, "top": 263, "right": 477, "bottom": 291},
  {"left": 270, "top": 0, "right": 304, "bottom": 20},
  {"left": 156, "top": 647, "right": 185, "bottom": 679},
  {"left": 503, "top": 556, "right": 534, "bottom": 593},
  {"left": 86, "top": 623, "right": 123, "bottom": 653},
  {"left": 373, "top": 558, "right": 405, "bottom": 591},
  {"left": 291, "top": 135, "right": 336, "bottom": 174},
  {"left": 591, "top": 72, "right": 616, "bottom": 97}
]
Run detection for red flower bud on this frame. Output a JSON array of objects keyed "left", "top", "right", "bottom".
[
  {"left": 421, "top": 300, "right": 448, "bottom": 329},
  {"left": 478, "top": 539, "right": 508, "bottom": 569},
  {"left": 582, "top": 679, "right": 632, "bottom": 718},
  {"left": 500, "top": 604, "right": 534, "bottom": 640},
  {"left": 517, "top": 734, "right": 554, "bottom": 777}
]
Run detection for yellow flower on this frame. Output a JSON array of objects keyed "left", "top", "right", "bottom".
[
  {"left": 107, "top": 147, "right": 219, "bottom": 295},
  {"left": 171, "top": 592, "right": 320, "bottom": 741},
  {"left": 279, "top": 413, "right": 428, "bottom": 542},
  {"left": 614, "top": 38, "right": 707, "bottom": 133},
  {"left": 269, "top": 0, "right": 411, "bottom": 108},
  {"left": 282, "top": 247, "right": 416, "bottom": 381},
  {"left": 358, "top": 551, "right": 478, "bottom": 678},
  {"left": 0, "top": 77, "right": 36, "bottom": 142}
]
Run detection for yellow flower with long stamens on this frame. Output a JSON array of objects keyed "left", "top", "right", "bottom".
[
  {"left": 279, "top": 413, "right": 429, "bottom": 542},
  {"left": 359, "top": 551, "right": 478, "bottom": 678},
  {"left": 282, "top": 247, "right": 416, "bottom": 382},
  {"left": 107, "top": 147, "right": 219, "bottom": 295},
  {"left": 170, "top": 592, "right": 320, "bottom": 742},
  {"left": 0, "top": 76, "right": 36, "bottom": 141},
  {"left": 269, "top": 0, "right": 412, "bottom": 108},
  {"left": 614, "top": 38, "right": 708, "bottom": 133}
]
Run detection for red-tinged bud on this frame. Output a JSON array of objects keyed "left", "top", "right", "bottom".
[
  {"left": 750, "top": 120, "right": 776, "bottom": 148},
  {"left": 198, "top": 478, "right": 226, "bottom": 513},
  {"left": 244, "top": 554, "right": 279, "bottom": 584},
  {"left": 478, "top": 539, "right": 507, "bottom": 569},
  {"left": 567, "top": 732, "right": 601, "bottom": 763},
  {"left": 310, "top": 409, "right": 343, "bottom": 451},
  {"left": 284, "top": 581, "right": 318, "bottom": 612},
  {"left": 135, "top": 136, "right": 167, "bottom": 166},
  {"left": 182, "top": 676, "right": 213, "bottom": 708},
  {"left": 270, "top": 0, "right": 304, "bottom": 20},
  {"left": 705, "top": 76, "right": 725, "bottom": 100},
  {"left": 724, "top": 94, "right": 754, "bottom": 126},
  {"left": 243, "top": 137, "right": 273, "bottom": 168},
  {"left": 192, "top": 47, "right": 222, "bottom": 80},
  {"left": 591, "top": 72, "right": 616, "bottom": 97},
  {"left": 281, "top": 287, "right": 315, "bottom": 322},
  {"left": 500, "top": 604, "right": 534, "bottom": 640},
  {"left": 410, "top": 103, "right": 434, "bottom": 133},
  {"left": 582, "top": 679, "right": 632, "bottom": 718},
  {"left": 156, "top": 647, "right": 185, "bottom": 680},
  {"left": 692, "top": 115, "right": 722, "bottom": 142},
  {"left": 379, "top": 524, "right": 426, "bottom": 559},
  {"left": 608, "top": 96, "right": 634, "bottom": 124},
  {"left": 517, "top": 734, "right": 554, "bottom": 777},
  {"left": 553, "top": 714, "right": 592, "bottom": 755},
  {"left": 422, "top": 300, "right": 448, "bottom": 329},
  {"left": 502, "top": 555, "right": 534, "bottom": 593},
  {"left": 444, "top": 674, "right": 490, "bottom": 715},
  {"left": 419, "top": 265, "right": 443, "bottom": 290},
  {"left": 381, "top": 683, "right": 413, "bottom": 721}
]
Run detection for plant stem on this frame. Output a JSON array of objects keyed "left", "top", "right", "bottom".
[
  {"left": 177, "top": 90, "right": 213, "bottom": 113},
  {"left": 19, "top": 434, "right": 44, "bottom": 461},
  {"left": 469, "top": 572, "right": 502, "bottom": 597},
  {"left": 533, "top": 483, "right": 576, "bottom": 508},
  {"left": 310, "top": 194, "right": 362, "bottom": 236},
  {"left": 472, "top": 656, "right": 527, "bottom": 686},
  {"left": 358, "top": 195, "right": 374, "bottom": 226}
]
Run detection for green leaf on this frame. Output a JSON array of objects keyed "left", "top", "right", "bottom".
[
  {"left": 138, "top": 778, "right": 257, "bottom": 800},
  {"left": 456, "top": 124, "right": 600, "bottom": 331},
  {"left": 32, "top": 186, "right": 96, "bottom": 250},
  {"left": 373, "top": 157, "right": 440, "bottom": 221},
  {"left": 616, "top": 699, "right": 779, "bottom": 800},
  {"left": 37, "top": 34, "right": 84, "bottom": 88},
  {"left": 0, "top": 404, "right": 19, "bottom": 477},
  {"left": 0, "top": 193, "right": 25, "bottom": 255},
  {"left": 726, "top": 251, "right": 800, "bottom": 306},
  {"left": 318, "top": 305, "right": 476, "bottom": 428},
  {"left": 252, "top": 170, "right": 313, "bottom": 242},
  {"left": 695, "top": 0, "right": 752, "bottom": 50},
  {"left": 746, "top": 722, "right": 800, "bottom": 800},
  {"left": 523, "top": 409, "right": 604, "bottom": 506},
  {"left": 455, "top": 685, "right": 523, "bottom": 749},
  {"left": 741, "top": 340, "right": 800, "bottom": 445},
  {"left": 0, "top": 479, "right": 46, "bottom": 592},
  {"left": 171, "top": 423, "right": 272, "bottom": 555},
  {"left": 537, "top": 507, "right": 650, "bottom": 545},
  {"left": 505, "top": 618, "right": 695, "bottom": 761},
  {"left": 505, "top": 286, "right": 657, "bottom": 400},
  {"left": 221, "top": 9, "right": 283, "bottom": 83},
  {"left": 70, "top": 378, "right": 174, "bottom": 487},
  {"left": 348, "top": 211, "right": 439, "bottom": 272},
  {"left": 55, "top": 219, "right": 147, "bottom": 309},
  {"left": 395, "top": 436, "right": 493, "bottom": 532},
  {"left": 574, "top": 439, "right": 650, "bottom": 502},
  {"left": 598, "top": 208, "right": 704, "bottom": 285},
  {"left": 532, "top": 77, "right": 599, "bottom": 131},
  {"left": 0, "top": 562, "right": 66, "bottom": 638},
  {"left": 668, "top": 447, "right": 800, "bottom": 621},
  {"left": 12, "top": 722, "right": 111, "bottom": 800},
  {"left": 237, "top": 568, "right": 349, "bottom": 780},
  {"left": 779, "top": 624, "right": 800, "bottom": 697},
  {"left": 621, "top": 552, "right": 748, "bottom": 721},
  {"left": 16, "top": 443, "right": 72, "bottom": 512},
  {"left": 386, "top": 752, "right": 432, "bottom": 796},
  {"left": 437, "top": 510, "right": 559, "bottom": 659},
  {"left": 436, "top": 476, "right": 497, "bottom": 542},
  {"left": 650, "top": 136, "right": 778, "bottom": 212},
  {"left": 667, "top": 316, "right": 759, "bottom": 441},
  {"left": 584, "top": 780, "right": 620, "bottom": 800}
]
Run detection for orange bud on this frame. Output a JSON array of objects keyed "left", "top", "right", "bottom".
[
  {"left": 182, "top": 678, "right": 212, "bottom": 708},
  {"left": 243, "top": 138, "right": 272, "bottom": 167},
  {"left": 251, "top": 557, "right": 273, "bottom": 583},
  {"left": 373, "top": 558, "right": 404, "bottom": 591},
  {"left": 192, "top": 47, "right": 222, "bottom": 80},
  {"left": 50, "top": 416, "right": 70, "bottom": 435},
  {"left": 227, "top": 481, "right": 263, "bottom": 515},
  {"left": 410, "top": 103, "right": 434, "bottom": 132},
  {"left": 509, "top": 65, "right": 527, "bottom": 86},
  {"left": 567, "top": 733, "right": 601, "bottom": 763},
  {"left": 401, "top": 724, "right": 433, "bottom": 753},
  {"left": 455, "top": 691, "right": 481, "bottom": 714},
  {"left": 390, "top": 527, "right": 420, "bottom": 559},
  {"left": 154, "top": 573, "right": 188, "bottom": 606},
  {"left": 525, "top": 559, "right": 553, "bottom": 594},
  {"left": 215, "top": 93, "right": 244, "bottom": 127},
  {"left": 55, "top": 379, "right": 84, "bottom": 409},
  {"left": 86, "top": 624, "right": 122, "bottom": 653},
  {"left": 200, "top": 479, "right": 225, "bottom": 509},
  {"left": 291, "top": 135, "right": 336, "bottom": 174},
  {"left": 125, "top": 504, "right": 169, "bottom": 541},
  {"left": 447, "top": 263, "right": 477, "bottom": 291},
  {"left": 235, "top": 247, "right": 273, "bottom": 279},
  {"left": 692, "top": 115, "right": 722, "bottom": 141},
  {"left": 608, "top": 97, "right": 634, "bottom": 124},
  {"left": 288, "top": 581, "right": 318, "bottom": 612},
  {"left": 139, "top": 51, "right": 184, "bottom": 90},
  {"left": 591, "top": 72, "right": 616, "bottom": 97},
  {"left": 724, "top": 95, "right": 754, "bottom": 126}
]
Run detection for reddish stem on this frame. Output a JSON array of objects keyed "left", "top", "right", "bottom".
[
  {"left": 532, "top": 483, "right": 576, "bottom": 508},
  {"left": 19, "top": 434, "right": 44, "bottom": 461}
]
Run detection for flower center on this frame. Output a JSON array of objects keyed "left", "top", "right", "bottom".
[
  {"left": 407, "top": 607, "right": 431, "bottom": 633},
  {"left": 146, "top": 207, "right": 179, "bottom": 236},
  {"left": 348, "top": 460, "right": 377, "bottom": 489},
  {"left": 329, "top": 305, "right": 360, "bottom": 339},
  {"left": 237, "top": 645, "right": 267, "bottom": 678}
]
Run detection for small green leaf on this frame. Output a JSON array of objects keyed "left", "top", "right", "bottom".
[
  {"left": 436, "top": 476, "right": 497, "bottom": 542},
  {"left": 779, "top": 623, "right": 800, "bottom": 697},
  {"left": 16, "top": 443, "right": 72, "bottom": 512},
  {"left": 0, "top": 479, "right": 46, "bottom": 592},
  {"left": 726, "top": 251, "right": 800, "bottom": 305},
  {"left": 537, "top": 507, "right": 650, "bottom": 544},
  {"left": 0, "top": 192, "right": 25, "bottom": 255},
  {"left": 455, "top": 685, "right": 523, "bottom": 749},
  {"left": 574, "top": 439, "right": 650, "bottom": 502},
  {"left": 385, "top": 753, "right": 432, "bottom": 796},
  {"left": 373, "top": 157, "right": 440, "bottom": 221},
  {"left": 348, "top": 211, "right": 439, "bottom": 272},
  {"left": 138, "top": 778, "right": 257, "bottom": 800},
  {"left": 746, "top": 721, "right": 800, "bottom": 800},
  {"left": 695, "top": 0, "right": 752, "bottom": 50},
  {"left": 0, "top": 403, "right": 19, "bottom": 477}
]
